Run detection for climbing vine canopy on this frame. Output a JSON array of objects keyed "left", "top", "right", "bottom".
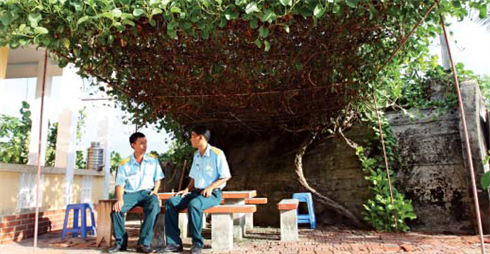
[{"left": 0, "top": 0, "right": 488, "bottom": 134}]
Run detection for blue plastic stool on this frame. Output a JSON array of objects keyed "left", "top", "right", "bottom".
[
  {"left": 292, "top": 192, "right": 316, "bottom": 229},
  {"left": 61, "top": 203, "right": 97, "bottom": 240}
]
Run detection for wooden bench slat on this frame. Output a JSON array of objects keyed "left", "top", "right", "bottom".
[{"left": 278, "top": 199, "right": 299, "bottom": 210}]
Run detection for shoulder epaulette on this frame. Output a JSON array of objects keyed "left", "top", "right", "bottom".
[
  {"left": 211, "top": 147, "right": 221, "bottom": 155},
  {"left": 120, "top": 157, "right": 130, "bottom": 165}
]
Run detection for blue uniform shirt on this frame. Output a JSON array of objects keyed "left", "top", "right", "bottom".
[
  {"left": 189, "top": 145, "right": 231, "bottom": 190},
  {"left": 115, "top": 153, "right": 164, "bottom": 193}
]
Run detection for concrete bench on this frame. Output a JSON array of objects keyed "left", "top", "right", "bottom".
[
  {"left": 217, "top": 197, "right": 267, "bottom": 233},
  {"left": 244, "top": 198, "right": 267, "bottom": 231},
  {"left": 277, "top": 199, "right": 299, "bottom": 242},
  {"left": 181, "top": 205, "right": 256, "bottom": 251},
  {"left": 96, "top": 200, "right": 256, "bottom": 251}
]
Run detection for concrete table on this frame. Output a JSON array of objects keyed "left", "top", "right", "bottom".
[{"left": 221, "top": 191, "right": 257, "bottom": 239}]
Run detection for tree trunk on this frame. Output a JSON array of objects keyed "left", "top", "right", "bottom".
[{"left": 294, "top": 131, "right": 365, "bottom": 228}]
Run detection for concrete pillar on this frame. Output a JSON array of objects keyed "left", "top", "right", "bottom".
[
  {"left": 178, "top": 212, "right": 189, "bottom": 239},
  {"left": 203, "top": 213, "right": 207, "bottom": 229},
  {"left": 0, "top": 47, "right": 7, "bottom": 114},
  {"left": 54, "top": 64, "right": 81, "bottom": 205},
  {"left": 151, "top": 213, "right": 166, "bottom": 248},
  {"left": 0, "top": 47, "right": 7, "bottom": 78},
  {"left": 211, "top": 213, "right": 233, "bottom": 251},
  {"left": 224, "top": 199, "right": 245, "bottom": 239},
  {"left": 97, "top": 101, "right": 113, "bottom": 199},
  {"left": 459, "top": 80, "right": 490, "bottom": 233},
  {"left": 28, "top": 52, "right": 53, "bottom": 166},
  {"left": 439, "top": 34, "right": 451, "bottom": 70},
  {"left": 245, "top": 213, "right": 254, "bottom": 231},
  {"left": 280, "top": 209, "right": 298, "bottom": 242}
]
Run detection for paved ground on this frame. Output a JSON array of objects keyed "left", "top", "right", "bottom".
[{"left": 0, "top": 222, "right": 488, "bottom": 254}]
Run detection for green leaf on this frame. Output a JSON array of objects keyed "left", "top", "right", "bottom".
[
  {"left": 254, "top": 39, "right": 262, "bottom": 48},
  {"left": 313, "top": 5, "right": 325, "bottom": 18},
  {"left": 279, "top": 0, "right": 292, "bottom": 6},
  {"left": 133, "top": 9, "right": 145, "bottom": 17},
  {"left": 264, "top": 40, "right": 270, "bottom": 52},
  {"left": 332, "top": 4, "right": 341, "bottom": 13},
  {"left": 345, "top": 0, "right": 359, "bottom": 8},
  {"left": 451, "top": 0, "right": 461, "bottom": 8},
  {"left": 250, "top": 18, "right": 258, "bottom": 29},
  {"left": 479, "top": 5, "right": 488, "bottom": 19},
  {"left": 219, "top": 18, "right": 227, "bottom": 28},
  {"left": 62, "top": 38, "right": 70, "bottom": 49},
  {"left": 245, "top": 2, "right": 260, "bottom": 14},
  {"left": 225, "top": 11, "right": 239, "bottom": 20},
  {"left": 259, "top": 26, "right": 269, "bottom": 38},
  {"left": 152, "top": 8, "right": 163, "bottom": 16},
  {"left": 0, "top": 13, "right": 11, "bottom": 26},
  {"left": 262, "top": 10, "right": 276, "bottom": 23},
  {"left": 481, "top": 171, "right": 490, "bottom": 189},
  {"left": 170, "top": 6, "right": 182, "bottom": 13},
  {"left": 34, "top": 27, "right": 49, "bottom": 35},
  {"left": 167, "top": 28, "right": 177, "bottom": 38},
  {"left": 112, "top": 9, "right": 122, "bottom": 18},
  {"left": 28, "top": 13, "right": 42, "bottom": 27},
  {"left": 77, "top": 16, "right": 89, "bottom": 26},
  {"left": 122, "top": 19, "right": 136, "bottom": 26}
]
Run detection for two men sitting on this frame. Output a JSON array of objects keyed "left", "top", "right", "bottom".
[{"left": 109, "top": 126, "right": 231, "bottom": 254}]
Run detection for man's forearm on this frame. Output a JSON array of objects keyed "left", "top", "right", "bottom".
[
  {"left": 208, "top": 178, "right": 230, "bottom": 190},
  {"left": 115, "top": 185, "right": 124, "bottom": 201},
  {"left": 153, "top": 180, "right": 161, "bottom": 192}
]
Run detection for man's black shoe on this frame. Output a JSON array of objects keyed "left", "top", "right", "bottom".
[
  {"left": 190, "top": 246, "right": 202, "bottom": 254},
  {"left": 136, "top": 245, "right": 155, "bottom": 253},
  {"left": 108, "top": 245, "right": 127, "bottom": 253},
  {"left": 162, "top": 244, "right": 183, "bottom": 253}
]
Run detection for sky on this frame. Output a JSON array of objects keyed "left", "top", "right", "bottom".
[
  {"left": 0, "top": 17, "right": 489, "bottom": 159},
  {"left": 429, "top": 18, "right": 490, "bottom": 76}
]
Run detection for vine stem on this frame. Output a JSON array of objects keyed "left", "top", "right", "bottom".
[{"left": 294, "top": 130, "right": 365, "bottom": 228}]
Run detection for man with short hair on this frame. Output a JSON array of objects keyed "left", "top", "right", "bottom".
[
  {"left": 109, "top": 132, "right": 164, "bottom": 254},
  {"left": 163, "top": 126, "right": 232, "bottom": 254}
]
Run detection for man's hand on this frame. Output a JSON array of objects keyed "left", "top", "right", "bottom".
[
  {"left": 150, "top": 190, "right": 158, "bottom": 196},
  {"left": 176, "top": 188, "right": 189, "bottom": 197},
  {"left": 201, "top": 187, "right": 214, "bottom": 198},
  {"left": 113, "top": 200, "right": 124, "bottom": 212}
]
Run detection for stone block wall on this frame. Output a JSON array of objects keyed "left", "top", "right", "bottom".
[{"left": 223, "top": 81, "right": 488, "bottom": 234}]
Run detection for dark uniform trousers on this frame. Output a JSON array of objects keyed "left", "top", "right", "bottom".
[
  {"left": 165, "top": 189, "right": 222, "bottom": 248},
  {"left": 111, "top": 189, "right": 160, "bottom": 247}
]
